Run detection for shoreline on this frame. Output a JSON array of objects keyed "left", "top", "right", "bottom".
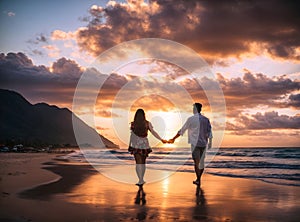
[{"left": 1, "top": 153, "right": 300, "bottom": 222}]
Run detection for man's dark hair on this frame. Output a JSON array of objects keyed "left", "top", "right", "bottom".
[{"left": 194, "top": 103, "right": 202, "bottom": 113}]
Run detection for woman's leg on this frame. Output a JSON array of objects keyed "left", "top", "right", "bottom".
[
  {"left": 134, "top": 153, "right": 146, "bottom": 184},
  {"left": 140, "top": 155, "right": 146, "bottom": 181}
]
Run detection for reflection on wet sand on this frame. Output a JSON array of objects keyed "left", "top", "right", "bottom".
[
  {"left": 134, "top": 185, "right": 148, "bottom": 221},
  {"left": 1, "top": 148, "right": 300, "bottom": 222},
  {"left": 193, "top": 186, "right": 208, "bottom": 220},
  {"left": 16, "top": 161, "right": 300, "bottom": 222},
  {"left": 135, "top": 185, "right": 146, "bottom": 205}
]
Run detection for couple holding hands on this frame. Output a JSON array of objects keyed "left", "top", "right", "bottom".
[{"left": 128, "top": 103, "right": 212, "bottom": 187}]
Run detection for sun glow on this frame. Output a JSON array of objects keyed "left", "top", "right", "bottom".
[
  {"left": 146, "top": 111, "right": 185, "bottom": 147},
  {"left": 93, "top": 108, "right": 190, "bottom": 148}
]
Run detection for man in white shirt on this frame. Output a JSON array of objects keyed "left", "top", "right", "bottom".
[{"left": 169, "top": 103, "right": 212, "bottom": 186}]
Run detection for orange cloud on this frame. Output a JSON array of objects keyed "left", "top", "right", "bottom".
[
  {"left": 42, "top": 45, "right": 60, "bottom": 58},
  {"left": 75, "top": 0, "right": 300, "bottom": 63},
  {"left": 51, "top": 30, "right": 76, "bottom": 40},
  {"left": 1, "top": 52, "right": 299, "bottom": 139},
  {"left": 130, "top": 95, "right": 176, "bottom": 112},
  {"left": 96, "top": 110, "right": 120, "bottom": 118}
]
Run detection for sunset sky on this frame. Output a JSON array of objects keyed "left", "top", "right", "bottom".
[{"left": 0, "top": 0, "right": 299, "bottom": 147}]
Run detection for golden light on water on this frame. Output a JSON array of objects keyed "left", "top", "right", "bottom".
[{"left": 162, "top": 177, "right": 170, "bottom": 197}]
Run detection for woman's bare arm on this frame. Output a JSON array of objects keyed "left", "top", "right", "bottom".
[{"left": 148, "top": 122, "right": 167, "bottom": 143}]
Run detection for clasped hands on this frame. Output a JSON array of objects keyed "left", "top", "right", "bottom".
[
  {"left": 161, "top": 138, "right": 175, "bottom": 144},
  {"left": 161, "top": 138, "right": 213, "bottom": 149}
]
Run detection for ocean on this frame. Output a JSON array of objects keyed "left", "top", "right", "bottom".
[{"left": 66, "top": 147, "right": 300, "bottom": 187}]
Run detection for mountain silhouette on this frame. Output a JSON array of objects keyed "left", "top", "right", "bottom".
[{"left": 0, "top": 89, "right": 118, "bottom": 148}]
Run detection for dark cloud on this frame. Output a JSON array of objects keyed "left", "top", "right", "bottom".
[
  {"left": 101, "top": 73, "right": 128, "bottom": 90},
  {"left": 217, "top": 70, "right": 300, "bottom": 112},
  {"left": 2, "top": 52, "right": 298, "bottom": 113},
  {"left": 0, "top": 52, "right": 34, "bottom": 67},
  {"left": 227, "top": 111, "right": 300, "bottom": 131},
  {"left": 27, "top": 33, "right": 48, "bottom": 45},
  {"left": 1, "top": 52, "right": 299, "bottom": 136},
  {"left": 52, "top": 57, "right": 83, "bottom": 77},
  {"left": 31, "top": 49, "right": 44, "bottom": 56},
  {"left": 176, "top": 69, "right": 300, "bottom": 116},
  {"left": 226, "top": 127, "right": 299, "bottom": 137},
  {"left": 36, "top": 33, "right": 48, "bottom": 43},
  {"left": 288, "top": 93, "right": 300, "bottom": 108},
  {"left": 76, "top": 0, "right": 300, "bottom": 62},
  {"left": 0, "top": 52, "right": 81, "bottom": 107},
  {"left": 26, "top": 33, "right": 50, "bottom": 57}
]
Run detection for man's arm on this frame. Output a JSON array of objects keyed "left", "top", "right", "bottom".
[
  {"left": 168, "top": 132, "right": 180, "bottom": 144},
  {"left": 207, "top": 137, "right": 212, "bottom": 149},
  {"left": 207, "top": 120, "right": 213, "bottom": 149},
  {"left": 168, "top": 118, "right": 190, "bottom": 143}
]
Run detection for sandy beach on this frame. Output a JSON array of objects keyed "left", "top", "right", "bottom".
[{"left": 0, "top": 153, "right": 299, "bottom": 222}]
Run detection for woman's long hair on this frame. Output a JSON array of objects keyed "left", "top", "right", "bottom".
[{"left": 131, "top": 109, "right": 148, "bottom": 137}]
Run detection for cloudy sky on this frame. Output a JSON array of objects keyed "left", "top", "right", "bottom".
[{"left": 0, "top": 0, "right": 299, "bottom": 147}]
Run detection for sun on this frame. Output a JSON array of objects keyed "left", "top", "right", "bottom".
[{"left": 146, "top": 110, "right": 185, "bottom": 147}]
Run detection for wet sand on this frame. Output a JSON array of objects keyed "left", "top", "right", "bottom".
[{"left": 0, "top": 153, "right": 299, "bottom": 222}]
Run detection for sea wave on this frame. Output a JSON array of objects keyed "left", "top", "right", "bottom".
[{"left": 65, "top": 147, "right": 300, "bottom": 187}]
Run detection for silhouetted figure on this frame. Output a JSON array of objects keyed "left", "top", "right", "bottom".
[
  {"left": 196, "top": 187, "right": 206, "bottom": 205},
  {"left": 129, "top": 109, "right": 167, "bottom": 186},
  {"left": 134, "top": 185, "right": 147, "bottom": 221},
  {"left": 193, "top": 187, "right": 208, "bottom": 220},
  {"left": 134, "top": 185, "right": 146, "bottom": 205},
  {"left": 169, "top": 103, "right": 212, "bottom": 187}
]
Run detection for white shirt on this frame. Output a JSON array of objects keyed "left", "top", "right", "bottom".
[{"left": 178, "top": 113, "right": 212, "bottom": 147}]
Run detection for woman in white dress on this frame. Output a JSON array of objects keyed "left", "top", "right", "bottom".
[{"left": 128, "top": 109, "right": 166, "bottom": 186}]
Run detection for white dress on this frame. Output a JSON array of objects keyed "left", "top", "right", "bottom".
[{"left": 128, "top": 121, "right": 153, "bottom": 156}]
